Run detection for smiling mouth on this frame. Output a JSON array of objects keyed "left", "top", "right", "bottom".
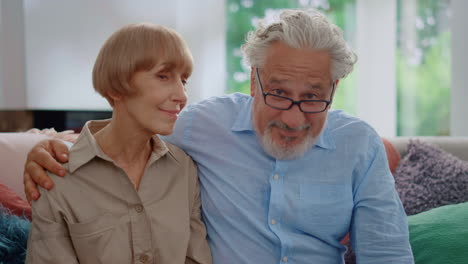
[
  {"left": 278, "top": 128, "right": 303, "bottom": 137},
  {"left": 159, "top": 108, "right": 180, "bottom": 120},
  {"left": 160, "top": 109, "right": 180, "bottom": 114}
]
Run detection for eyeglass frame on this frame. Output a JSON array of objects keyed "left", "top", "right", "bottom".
[{"left": 254, "top": 67, "right": 336, "bottom": 114}]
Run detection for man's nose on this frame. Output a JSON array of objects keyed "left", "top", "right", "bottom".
[{"left": 279, "top": 104, "right": 306, "bottom": 129}]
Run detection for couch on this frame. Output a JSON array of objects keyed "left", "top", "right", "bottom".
[
  {"left": 346, "top": 136, "right": 468, "bottom": 264},
  {"left": 1, "top": 133, "right": 468, "bottom": 263}
]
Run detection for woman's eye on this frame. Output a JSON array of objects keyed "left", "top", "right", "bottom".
[
  {"left": 305, "top": 93, "right": 316, "bottom": 99},
  {"left": 157, "top": 74, "right": 169, "bottom": 80}
]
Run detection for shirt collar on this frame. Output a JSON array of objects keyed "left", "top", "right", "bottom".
[
  {"left": 230, "top": 96, "right": 335, "bottom": 150},
  {"left": 231, "top": 96, "right": 255, "bottom": 132},
  {"left": 314, "top": 119, "right": 335, "bottom": 150},
  {"left": 68, "top": 119, "right": 169, "bottom": 173}
]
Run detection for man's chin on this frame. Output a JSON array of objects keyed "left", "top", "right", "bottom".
[
  {"left": 273, "top": 135, "right": 305, "bottom": 146},
  {"left": 261, "top": 134, "right": 317, "bottom": 160}
]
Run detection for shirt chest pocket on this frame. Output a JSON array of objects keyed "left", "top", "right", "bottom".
[
  {"left": 298, "top": 183, "right": 352, "bottom": 226},
  {"left": 67, "top": 213, "right": 131, "bottom": 264}
]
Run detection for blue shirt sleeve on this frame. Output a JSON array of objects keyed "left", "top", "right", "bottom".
[{"left": 351, "top": 136, "right": 414, "bottom": 263}]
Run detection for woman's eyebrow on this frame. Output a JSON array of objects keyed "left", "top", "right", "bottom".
[{"left": 157, "top": 62, "right": 176, "bottom": 71}]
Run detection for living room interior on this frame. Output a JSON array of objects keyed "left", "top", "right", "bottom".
[{"left": 1, "top": 0, "right": 467, "bottom": 263}]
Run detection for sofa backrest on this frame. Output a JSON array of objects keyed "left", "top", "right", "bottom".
[
  {"left": 388, "top": 137, "right": 468, "bottom": 161},
  {"left": 0, "top": 133, "right": 50, "bottom": 200}
]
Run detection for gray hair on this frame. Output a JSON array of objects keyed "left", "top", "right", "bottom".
[{"left": 241, "top": 9, "right": 357, "bottom": 81}]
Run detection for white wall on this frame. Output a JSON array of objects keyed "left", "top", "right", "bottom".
[
  {"left": 356, "top": 0, "right": 397, "bottom": 137},
  {"left": 0, "top": 0, "right": 225, "bottom": 110},
  {"left": 176, "top": 0, "right": 226, "bottom": 103},
  {"left": 24, "top": 0, "right": 175, "bottom": 110},
  {"left": 0, "top": 0, "right": 27, "bottom": 109}
]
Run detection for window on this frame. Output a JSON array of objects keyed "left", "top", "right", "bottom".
[
  {"left": 397, "top": 0, "right": 451, "bottom": 136},
  {"left": 226, "top": 0, "right": 453, "bottom": 136}
]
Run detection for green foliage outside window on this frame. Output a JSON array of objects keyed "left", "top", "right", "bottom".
[{"left": 397, "top": 0, "right": 451, "bottom": 136}]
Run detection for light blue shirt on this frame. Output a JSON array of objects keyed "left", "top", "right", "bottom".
[{"left": 164, "top": 93, "right": 413, "bottom": 264}]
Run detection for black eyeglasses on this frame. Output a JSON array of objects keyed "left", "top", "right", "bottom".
[{"left": 255, "top": 68, "right": 335, "bottom": 113}]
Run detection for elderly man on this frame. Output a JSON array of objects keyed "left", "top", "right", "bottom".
[{"left": 24, "top": 9, "right": 414, "bottom": 264}]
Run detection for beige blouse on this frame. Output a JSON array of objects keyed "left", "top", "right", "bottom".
[{"left": 26, "top": 120, "right": 212, "bottom": 264}]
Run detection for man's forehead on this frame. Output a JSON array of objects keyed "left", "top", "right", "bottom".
[
  {"left": 264, "top": 42, "right": 331, "bottom": 62},
  {"left": 262, "top": 43, "right": 332, "bottom": 81},
  {"left": 262, "top": 68, "right": 330, "bottom": 84}
]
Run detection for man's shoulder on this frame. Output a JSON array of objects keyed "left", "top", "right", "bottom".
[
  {"left": 327, "top": 110, "right": 377, "bottom": 136},
  {"left": 326, "top": 110, "right": 381, "bottom": 149},
  {"left": 184, "top": 93, "right": 250, "bottom": 113}
]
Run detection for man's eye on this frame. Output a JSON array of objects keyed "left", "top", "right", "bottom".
[
  {"left": 305, "top": 93, "right": 316, "bottom": 100},
  {"left": 182, "top": 79, "right": 188, "bottom": 85},
  {"left": 271, "top": 89, "right": 284, "bottom": 96}
]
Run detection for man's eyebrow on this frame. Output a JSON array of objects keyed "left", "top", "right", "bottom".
[
  {"left": 267, "top": 78, "right": 288, "bottom": 85},
  {"left": 307, "top": 83, "right": 324, "bottom": 90}
]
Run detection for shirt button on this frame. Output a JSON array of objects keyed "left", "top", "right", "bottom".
[
  {"left": 274, "top": 174, "right": 279, "bottom": 180},
  {"left": 283, "top": 256, "right": 288, "bottom": 262},
  {"left": 271, "top": 219, "right": 276, "bottom": 225},
  {"left": 139, "top": 254, "right": 149, "bottom": 263},
  {"left": 135, "top": 204, "right": 144, "bottom": 213}
]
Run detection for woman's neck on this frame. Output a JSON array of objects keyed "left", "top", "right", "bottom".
[{"left": 93, "top": 115, "right": 154, "bottom": 189}]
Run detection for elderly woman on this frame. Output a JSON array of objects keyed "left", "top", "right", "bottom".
[{"left": 25, "top": 23, "right": 211, "bottom": 264}]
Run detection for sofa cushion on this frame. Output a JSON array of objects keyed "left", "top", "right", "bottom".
[
  {"left": 382, "top": 137, "right": 401, "bottom": 173},
  {"left": 394, "top": 140, "right": 468, "bottom": 215},
  {"left": 408, "top": 201, "right": 468, "bottom": 264},
  {"left": 0, "top": 207, "right": 31, "bottom": 264},
  {"left": 0, "top": 183, "right": 31, "bottom": 220}
]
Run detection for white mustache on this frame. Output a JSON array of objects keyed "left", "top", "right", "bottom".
[{"left": 268, "top": 121, "right": 310, "bottom": 131}]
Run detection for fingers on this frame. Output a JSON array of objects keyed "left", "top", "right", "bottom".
[
  {"left": 24, "top": 171, "right": 40, "bottom": 202},
  {"left": 23, "top": 139, "right": 70, "bottom": 202},
  {"left": 50, "top": 139, "right": 70, "bottom": 163},
  {"left": 30, "top": 142, "right": 66, "bottom": 176},
  {"left": 25, "top": 161, "right": 55, "bottom": 189}
]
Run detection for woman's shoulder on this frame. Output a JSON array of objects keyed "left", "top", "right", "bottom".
[{"left": 163, "top": 141, "right": 194, "bottom": 164}]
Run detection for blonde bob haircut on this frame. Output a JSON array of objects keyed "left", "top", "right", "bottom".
[{"left": 92, "top": 23, "right": 193, "bottom": 106}]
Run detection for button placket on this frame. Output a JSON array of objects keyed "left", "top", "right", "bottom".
[
  {"left": 139, "top": 254, "right": 149, "bottom": 263},
  {"left": 135, "top": 204, "right": 144, "bottom": 213}
]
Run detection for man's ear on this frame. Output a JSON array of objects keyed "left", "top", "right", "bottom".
[
  {"left": 332, "top": 79, "right": 339, "bottom": 98},
  {"left": 250, "top": 67, "right": 256, "bottom": 97}
]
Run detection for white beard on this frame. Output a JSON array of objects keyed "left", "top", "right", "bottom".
[{"left": 256, "top": 120, "right": 318, "bottom": 160}]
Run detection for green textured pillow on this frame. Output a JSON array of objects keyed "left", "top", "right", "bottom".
[{"left": 408, "top": 202, "right": 468, "bottom": 264}]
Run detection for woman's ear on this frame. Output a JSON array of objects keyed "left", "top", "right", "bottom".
[{"left": 107, "top": 90, "right": 123, "bottom": 102}]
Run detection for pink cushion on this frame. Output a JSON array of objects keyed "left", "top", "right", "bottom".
[
  {"left": 0, "top": 133, "right": 50, "bottom": 200},
  {"left": 0, "top": 183, "right": 31, "bottom": 220}
]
